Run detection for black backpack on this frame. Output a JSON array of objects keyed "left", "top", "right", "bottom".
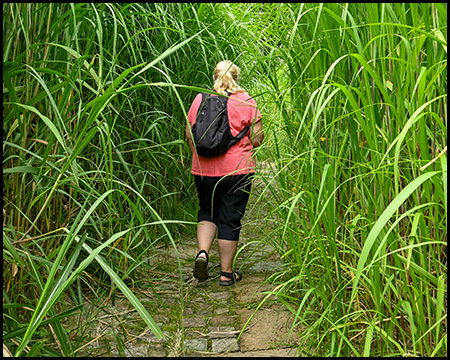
[{"left": 192, "top": 91, "right": 249, "bottom": 157}]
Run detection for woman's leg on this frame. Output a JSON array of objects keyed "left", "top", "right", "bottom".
[
  {"left": 197, "top": 220, "right": 217, "bottom": 257},
  {"left": 194, "top": 175, "right": 219, "bottom": 259},
  {"left": 216, "top": 174, "right": 252, "bottom": 280},
  {"left": 217, "top": 239, "right": 239, "bottom": 281}
]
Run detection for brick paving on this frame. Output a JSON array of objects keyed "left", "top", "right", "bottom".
[
  {"left": 75, "top": 168, "right": 302, "bottom": 357},
  {"left": 154, "top": 239, "right": 300, "bottom": 357}
]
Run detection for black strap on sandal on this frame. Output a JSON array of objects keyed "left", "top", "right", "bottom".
[
  {"left": 196, "top": 249, "right": 209, "bottom": 262},
  {"left": 220, "top": 270, "right": 242, "bottom": 286},
  {"left": 220, "top": 271, "right": 234, "bottom": 278}
]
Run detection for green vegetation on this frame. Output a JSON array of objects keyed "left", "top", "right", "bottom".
[{"left": 3, "top": 3, "right": 447, "bottom": 357}]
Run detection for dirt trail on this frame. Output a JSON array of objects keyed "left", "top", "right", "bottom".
[{"left": 71, "top": 165, "right": 303, "bottom": 357}]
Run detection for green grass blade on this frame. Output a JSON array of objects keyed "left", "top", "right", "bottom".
[
  {"left": 350, "top": 171, "right": 440, "bottom": 305},
  {"left": 76, "top": 239, "right": 165, "bottom": 340}
]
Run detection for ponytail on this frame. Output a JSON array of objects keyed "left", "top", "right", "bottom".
[{"left": 213, "top": 60, "right": 245, "bottom": 95}]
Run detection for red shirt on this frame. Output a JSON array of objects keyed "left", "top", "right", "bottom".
[{"left": 188, "top": 91, "right": 261, "bottom": 177}]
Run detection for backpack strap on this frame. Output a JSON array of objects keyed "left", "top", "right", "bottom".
[
  {"left": 225, "top": 91, "right": 250, "bottom": 140},
  {"left": 200, "top": 92, "right": 209, "bottom": 108},
  {"left": 235, "top": 125, "right": 250, "bottom": 139},
  {"left": 195, "top": 92, "right": 210, "bottom": 121}
]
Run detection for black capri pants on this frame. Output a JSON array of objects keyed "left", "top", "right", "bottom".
[{"left": 194, "top": 173, "right": 253, "bottom": 241}]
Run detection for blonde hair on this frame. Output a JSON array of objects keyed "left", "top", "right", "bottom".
[{"left": 213, "top": 60, "right": 245, "bottom": 95}]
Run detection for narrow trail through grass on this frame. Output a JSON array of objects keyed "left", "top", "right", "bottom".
[{"left": 64, "top": 163, "right": 302, "bottom": 357}]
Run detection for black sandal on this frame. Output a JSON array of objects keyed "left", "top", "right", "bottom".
[
  {"left": 219, "top": 270, "right": 242, "bottom": 286},
  {"left": 193, "top": 250, "right": 209, "bottom": 281}
]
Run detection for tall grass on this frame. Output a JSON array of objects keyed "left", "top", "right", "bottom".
[
  {"left": 3, "top": 3, "right": 259, "bottom": 356},
  {"left": 243, "top": 3, "right": 447, "bottom": 357}
]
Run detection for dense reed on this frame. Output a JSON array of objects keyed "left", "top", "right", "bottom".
[
  {"left": 3, "top": 3, "right": 258, "bottom": 356},
  {"left": 243, "top": 3, "right": 447, "bottom": 357},
  {"left": 3, "top": 3, "right": 446, "bottom": 357}
]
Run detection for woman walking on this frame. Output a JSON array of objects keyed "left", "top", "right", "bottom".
[{"left": 186, "top": 60, "right": 264, "bottom": 285}]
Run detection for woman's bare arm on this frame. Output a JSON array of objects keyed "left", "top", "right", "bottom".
[
  {"left": 251, "top": 119, "right": 264, "bottom": 148},
  {"left": 186, "top": 122, "right": 195, "bottom": 154}
]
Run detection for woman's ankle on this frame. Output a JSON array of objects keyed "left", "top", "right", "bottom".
[{"left": 196, "top": 249, "right": 208, "bottom": 259}]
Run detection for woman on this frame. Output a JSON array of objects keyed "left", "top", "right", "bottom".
[{"left": 186, "top": 60, "right": 264, "bottom": 286}]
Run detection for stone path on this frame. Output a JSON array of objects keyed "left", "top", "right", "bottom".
[
  {"left": 73, "top": 165, "right": 303, "bottom": 356},
  {"left": 74, "top": 238, "right": 302, "bottom": 357},
  {"left": 177, "top": 239, "right": 302, "bottom": 357}
]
